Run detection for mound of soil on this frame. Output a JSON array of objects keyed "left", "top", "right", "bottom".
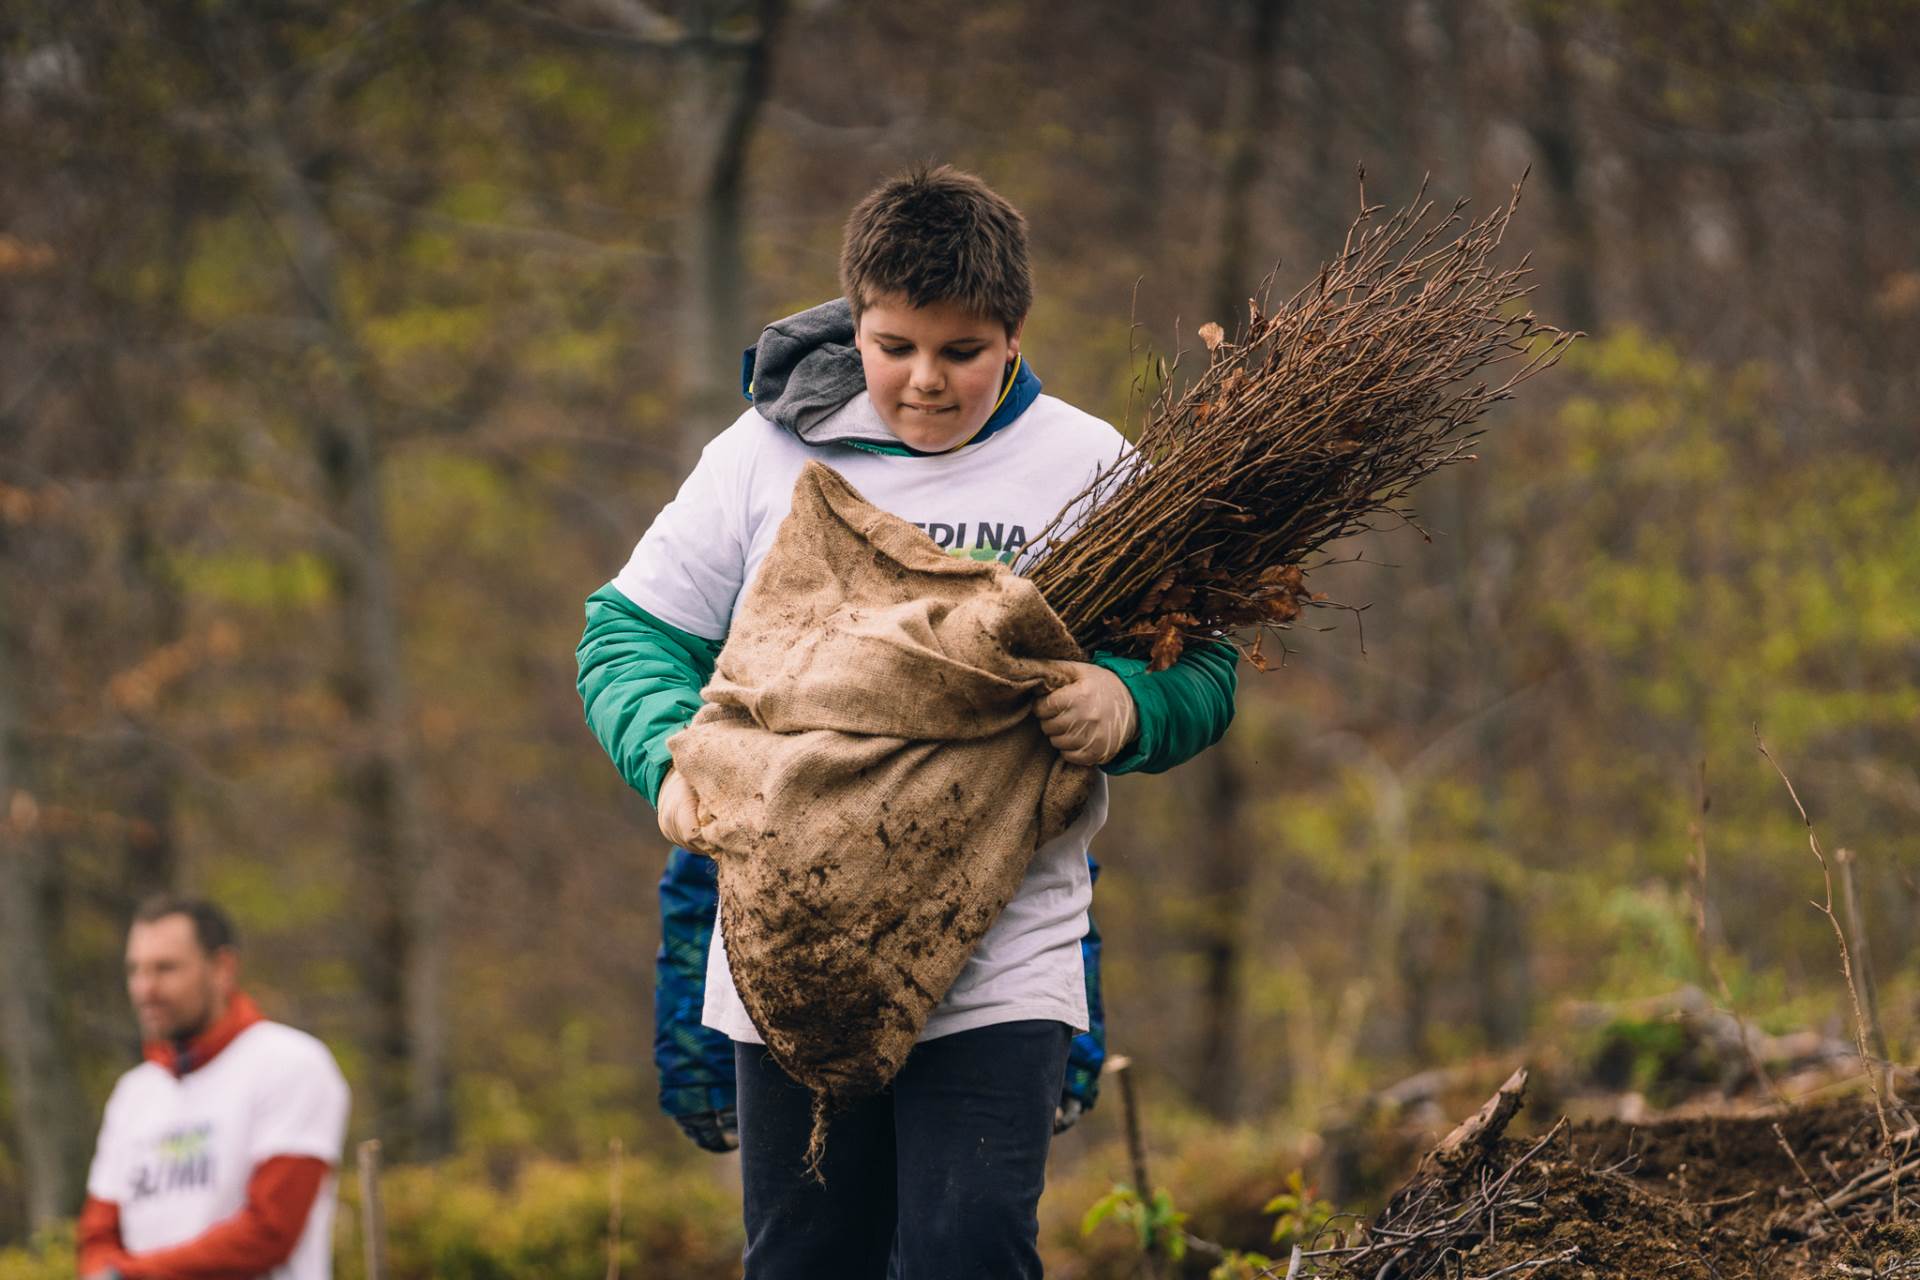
[{"left": 1327, "top": 1073, "right": 1919, "bottom": 1279}]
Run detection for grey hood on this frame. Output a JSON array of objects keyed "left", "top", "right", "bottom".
[{"left": 741, "top": 298, "right": 896, "bottom": 448}]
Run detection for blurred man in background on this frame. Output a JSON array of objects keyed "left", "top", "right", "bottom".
[{"left": 77, "top": 897, "right": 349, "bottom": 1280}]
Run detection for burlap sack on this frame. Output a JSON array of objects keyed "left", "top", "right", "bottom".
[{"left": 668, "top": 461, "right": 1092, "bottom": 1154}]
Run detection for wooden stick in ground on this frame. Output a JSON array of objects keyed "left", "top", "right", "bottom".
[
  {"left": 357, "top": 1138, "right": 387, "bottom": 1280},
  {"left": 1756, "top": 730, "right": 1900, "bottom": 1215},
  {"left": 606, "top": 1136, "right": 624, "bottom": 1280},
  {"left": 1835, "top": 847, "right": 1895, "bottom": 1103},
  {"left": 1422, "top": 1066, "right": 1528, "bottom": 1175},
  {"left": 1105, "top": 1056, "right": 1166, "bottom": 1280}
]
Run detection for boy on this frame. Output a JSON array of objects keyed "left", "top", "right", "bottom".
[{"left": 578, "top": 164, "right": 1236, "bottom": 1279}]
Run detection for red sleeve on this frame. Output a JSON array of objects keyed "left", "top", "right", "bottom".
[
  {"left": 115, "top": 1155, "right": 329, "bottom": 1280},
  {"left": 77, "top": 1195, "right": 132, "bottom": 1276}
]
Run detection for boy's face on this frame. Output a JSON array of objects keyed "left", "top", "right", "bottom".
[{"left": 854, "top": 294, "right": 1023, "bottom": 452}]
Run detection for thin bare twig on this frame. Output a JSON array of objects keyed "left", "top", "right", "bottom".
[
  {"left": 1773, "top": 1120, "right": 1861, "bottom": 1253},
  {"left": 1756, "top": 729, "right": 1900, "bottom": 1215},
  {"left": 1106, "top": 1056, "right": 1167, "bottom": 1280},
  {"left": 1833, "top": 847, "right": 1895, "bottom": 1105},
  {"left": 1467, "top": 1249, "right": 1582, "bottom": 1280}
]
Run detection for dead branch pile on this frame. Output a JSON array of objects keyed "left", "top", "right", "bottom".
[
  {"left": 1285, "top": 1068, "right": 1590, "bottom": 1280},
  {"left": 1025, "top": 176, "right": 1577, "bottom": 669},
  {"left": 1289, "top": 1070, "right": 1920, "bottom": 1280}
]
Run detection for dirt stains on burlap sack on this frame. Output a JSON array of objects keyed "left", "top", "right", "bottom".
[{"left": 668, "top": 462, "right": 1093, "bottom": 1170}]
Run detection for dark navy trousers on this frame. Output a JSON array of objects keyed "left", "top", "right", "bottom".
[{"left": 735, "top": 1019, "right": 1073, "bottom": 1280}]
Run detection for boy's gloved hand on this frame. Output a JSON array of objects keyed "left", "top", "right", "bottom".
[
  {"left": 1034, "top": 661, "right": 1139, "bottom": 766},
  {"left": 675, "top": 1106, "right": 740, "bottom": 1153},
  {"left": 656, "top": 767, "right": 705, "bottom": 848}
]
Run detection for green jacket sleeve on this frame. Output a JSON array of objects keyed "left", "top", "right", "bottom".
[
  {"left": 1091, "top": 640, "right": 1239, "bottom": 776},
  {"left": 576, "top": 583, "right": 723, "bottom": 808}
]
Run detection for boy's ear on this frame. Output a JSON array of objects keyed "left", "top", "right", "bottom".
[{"left": 1007, "top": 317, "right": 1025, "bottom": 361}]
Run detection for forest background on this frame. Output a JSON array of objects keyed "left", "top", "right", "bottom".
[{"left": 2, "top": 0, "right": 1918, "bottom": 1272}]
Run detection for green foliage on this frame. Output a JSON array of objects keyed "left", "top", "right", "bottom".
[
  {"left": 336, "top": 1153, "right": 741, "bottom": 1280},
  {"left": 169, "top": 549, "right": 331, "bottom": 611},
  {"left": 1478, "top": 325, "right": 1920, "bottom": 1001},
  {"left": 0, "top": 1225, "right": 71, "bottom": 1280},
  {"left": 1263, "top": 1167, "right": 1337, "bottom": 1249},
  {"left": 1079, "top": 1164, "right": 1340, "bottom": 1279},
  {"left": 1594, "top": 881, "right": 1703, "bottom": 995},
  {"left": 1207, "top": 1252, "right": 1278, "bottom": 1280},
  {"left": 453, "top": 1020, "right": 645, "bottom": 1165},
  {"left": 1591, "top": 1016, "right": 1696, "bottom": 1098},
  {"left": 1081, "top": 1182, "right": 1189, "bottom": 1261},
  {"left": 1531, "top": 330, "right": 1920, "bottom": 752}
]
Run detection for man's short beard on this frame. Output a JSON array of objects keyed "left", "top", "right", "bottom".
[
  {"left": 163, "top": 978, "right": 219, "bottom": 1044},
  {"left": 168, "top": 1010, "right": 210, "bottom": 1044}
]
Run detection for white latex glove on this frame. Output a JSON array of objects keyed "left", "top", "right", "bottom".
[
  {"left": 1034, "top": 661, "right": 1139, "bottom": 766},
  {"left": 656, "top": 767, "right": 706, "bottom": 849}
]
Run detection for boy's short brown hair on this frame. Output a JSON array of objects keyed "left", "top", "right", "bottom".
[{"left": 839, "top": 163, "right": 1032, "bottom": 334}]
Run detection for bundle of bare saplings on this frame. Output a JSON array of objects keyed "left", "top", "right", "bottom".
[
  {"left": 669, "top": 178, "right": 1575, "bottom": 1168},
  {"left": 1028, "top": 175, "right": 1576, "bottom": 667}
]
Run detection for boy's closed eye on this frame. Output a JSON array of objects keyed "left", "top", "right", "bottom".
[{"left": 878, "top": 343, "right": 986, "bottom": 361}]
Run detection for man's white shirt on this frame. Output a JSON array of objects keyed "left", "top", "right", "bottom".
[{"left": 86, "top": 1020, "right": 350, "bottom": 1278}]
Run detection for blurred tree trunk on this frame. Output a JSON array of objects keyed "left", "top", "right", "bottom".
[
  {"left": 673, "top": 0, "right": 788, "bottom": 466},
  {"left": 1451, "top": 455, "right": 1531, "bottom": 1050},
  {"left": 1472, "top": 876, "right": 1531, "bottom": 1045},
  {"left": 1397, "top": 0, "right": 1477, "bottom": 201},
  {"left": 1295, "top": 2, "right": 1353, "bottom": 252},
  {"left": 95, "top": 189, "right": 197, "bottom": 905},
  {"left": 1190, "top": 0, "right": 1286, "bottom": 1119},
  {"left": 1111, "top": 16, "right": 1165, "bottom": 248},
  {"left": 245, "top": 105, "right": 450, "bottom": 1157},
  {"left": 1522, "top": 6, "right": 1598, "bottom": 334},
  {"left": 113, "top": 517, "right": 184, "bottom": 904},
  {"left": 0, "top": 574, "right": 90, "bottom": 1232}
]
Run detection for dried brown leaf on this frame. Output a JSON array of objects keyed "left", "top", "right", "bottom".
[
  {"left": 1263, "top": 595, "right": 1301, "bottom": 623},
  {"left": 1149, "top": 625, "right": 1185, "bottom": 671},
  {"left": 1258, "top": 564, "right": 1306, "bottom": 590}
]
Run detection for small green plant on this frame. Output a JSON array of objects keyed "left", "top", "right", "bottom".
[
  {"left": 1263, "top": 1167, "right": 1338, "bottom": 1249},
  {"left": 1207, "top": 1248, "right": 1277, "bottom": 1280},
  {"left": 1082, "top": 1167, "right": 1340, "bottom": 1277},
  {"left": 1081, "top": 1182, "right": 1189, "bottom": 1262}
]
